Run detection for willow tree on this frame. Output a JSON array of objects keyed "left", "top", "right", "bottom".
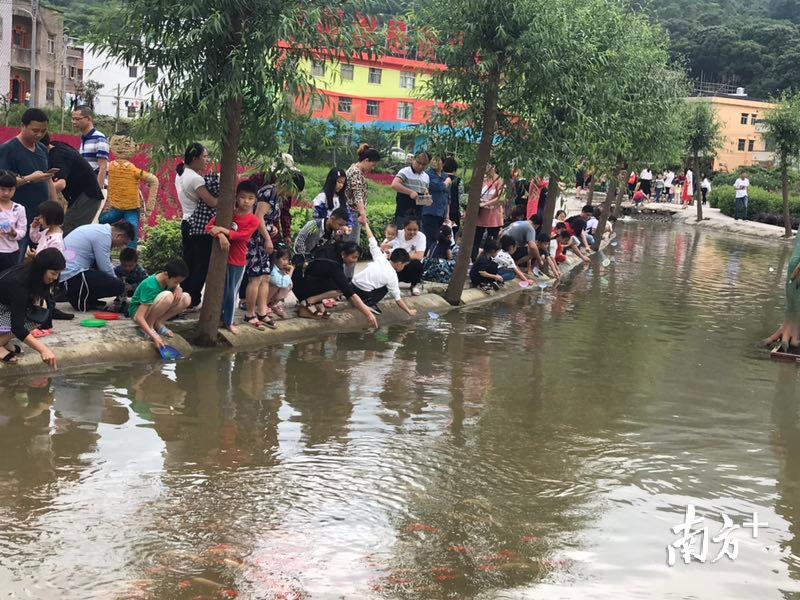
[
  {"left": 762, "top": 93, "right": 800, "bottom": 237},
  {"left": 89, "top": 2, "right": 369, "bottom": 344},
  {"left": 682, "top": 99, "right": 723, "bottom": 223}
]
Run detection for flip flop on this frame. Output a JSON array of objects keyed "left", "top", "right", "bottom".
[
  {"left": 257, "top": 314, "right": 278, "bottom": 330},
  {"left": 157, "top": 325, "right": 174, "bottom": 337},
  {"left": 31, "top": 328, "right": 52, "bottom": 338},
  {"left": 1, "top": 344, "right": 20, "bottom": 364},
  {"left": 244, "top": 315, "right": 266, "bottom": 330}
]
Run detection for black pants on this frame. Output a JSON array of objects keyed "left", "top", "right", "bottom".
[
  {"left": 471, "top": 226, "right": 500, "bottom": 261},
  {"left": 182, "top": 233, "right": 213, "bottom": 307},
  {"left": 398, "top": 259, "right": 423, "bottom": 286},
  {"left": 641, "top": 179, "right": 652, "bottom": 197},
  {"left": 354, "top": 285, "right": 388, "bottom": 306},
  {"left": 701, "top": 188, "right": 708, "bottom": 204},
  {"left": 64, "top": 270, "right": 125, "bottom": 312},
  {"left": 63, "top": 193, "right": 102, "bottom": 236},
  {"left": 0, "top": 251, "right": 19, "bottom": 273}
]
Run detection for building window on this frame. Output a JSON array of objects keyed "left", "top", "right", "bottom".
[
  {"left": 399, "top": 72, "right": 416, "bottom": 89},
  {"left": 751, "top": 114, "right": 758, "bottom": 124},
  {"left": 47, "top": 35, "right": 55, "bottom": 55},
  {"left": 366, "top": 100, "right": 380, "bottom": 117},
  {"left": 45, "top": 81, "right": 54, "bottom": 103},
  {"left": 737, "top": 138, "right": 746, "bottom": 151},
  {"left": 397, "top": 101, "right": 413, "bottom": 121},
  {"left": 311, "top": 95, "right": 324, "bottom": 112},
  {"left": 128, "top": 65, "right": 138, "bottom": 78},
  {"left": 368, "top": 67, "right": 382, "bottom": 84},
  {"left": 337, "top": 97, "right": 352, "bottom": 113},
  {"left": 740, "top": 113, "right": 749, "bottom": 125},
  {"left": 68, "top": 65, "right": 76, "bottom": 79},
  {"left": 13, "top": 27, "right": 26, "bottom": 48},
  {"left": 748, "top": 139, "right": 755, "bottom": 152},
  {"left": 340, "top": 64, "right": 354, "bottom": 81},
  {"left": 311, "top": 61, "right": 325, "bottom": 77}
]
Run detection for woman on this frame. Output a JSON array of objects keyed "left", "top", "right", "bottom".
[
  {"left": 443, "top": 157, "right": 463, "bottom": 232},
  {"left": 0, "top": 248, "right": 64, "bottom": 367},
  {"left": 176, "top": 143, "right": 217, "bottom": 308},
  {"left": 391, "top": 217, "right": 426, "bottom": 296},
  {"left": 682, "top": 168, "right": 694, "bottom": 208},
  {"left": 422, "top": 157, "right": 451, "bottom": 252},
  {"left": 344, "top": 144, "right": 382, "bottom": 279},
  {"left": 700, "top": 174, "right": 711, "bottom": 205},
  {"left": 472, "top": 163, "right": 505, "bottom": 261},
  {"left": 313, "top": 168, "right": 347, "bottom": 220},
  {"left": 291, "top": 240, "right": 378, "bottom": 328}
]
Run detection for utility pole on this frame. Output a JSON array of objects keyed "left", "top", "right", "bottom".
[{"left": 30, "top": 0, "right": 38, "bottom": 106}]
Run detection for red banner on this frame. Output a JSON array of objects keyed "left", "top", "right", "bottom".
[
  {"left": 417, "top": 27, "right": 438, "bottom": 61},
  {"left": 356, "top": 12, "right": 378, "bottom": 48},
  {"left": 388, "top": 19, "right": 408, "bottom": 56}
]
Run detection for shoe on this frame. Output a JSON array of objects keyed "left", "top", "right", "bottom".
[
  {"left": 270, "top": 302, "right": 286, "bottom": 318},
  {"left": 411, "top": 285, "right": 423, "bottom": 296},
  {"left": 52, "top": 307, "right": 75, "bottom": 320},
  {"left": 367, "top": 304, "right": 382, "bottom": 315},
  {"left": 479, "top": 283, "right": 496, "bottom": 296}
]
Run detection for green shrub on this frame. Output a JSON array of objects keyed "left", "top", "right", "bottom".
[
  {"left": 712, "top": 166, "right": 800, "bottom": 193},
  {"left": 709, "top": 185, "right": 800, "bottom": 223},
  {"left": 139, "top": 217, "right": 183, "bottom": 273}
]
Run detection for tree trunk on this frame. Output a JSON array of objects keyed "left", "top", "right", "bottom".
[
  {"left": 782, "top": 155, "right": 792, "bottom": 238},
  {"left": 541, "top": 172, "right": 560, "bottom": 235},
  {"left": 592, "top": 165, "right": 620, "bottom": 251},
  {"left": 195, "top": 94, "right": 244, "bottom": 345},
  {"left": 444, "top": 70, "right": 500, "bottom": 305},
  {"left": 612, "top": 166, "right": 627, "bottom": 217},
  {"left": 694, "top": 152, "right": 703, "bottom": 222},
  {"left": 586, "top": 177, "right": 595, "bottom": 205}
]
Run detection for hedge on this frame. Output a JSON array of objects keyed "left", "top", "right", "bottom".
[
  {"left": 712, "top": 166, "right": 800, "bottom": 194},
  {"left": 708, "top": 185, "right": 800, "bottom": 229}
]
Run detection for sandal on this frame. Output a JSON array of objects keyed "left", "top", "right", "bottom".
[
  {"left": 257, "top": 314, "right": 278, "bottom": 330},
  {"left": 322, "top": 298, "right": 338, "bottom": 309},
  {"left": 270, "top": 302, "right": 286, "bottom": 318},
  {"left": 0, "top": 344, "right": 20, "bottom": 364},
  {"left": 156, "top": 325, "right": 174, "bottom": 337},
  {"left": 297, "top": 305, "right": 322, "bottom": 320},
  {"left": 314, "top": 303, "right": 331, "bottom": 319},
  {"left": 31, "top": 328, "right": 52, "bottom": 339},
  {"left": 244, "top": 314, "right": 266, "bottom": 330}
]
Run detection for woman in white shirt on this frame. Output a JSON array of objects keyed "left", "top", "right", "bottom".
[
  {"left": 390, "top": 217, "right": 426, "bottom": 295},
  {"left": 312, "top": 168, "right": 347, "bottom": 220}
]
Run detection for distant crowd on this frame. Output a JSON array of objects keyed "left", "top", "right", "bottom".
[{"left": 0, "top": 109, "right": 613, "bottom": 370}]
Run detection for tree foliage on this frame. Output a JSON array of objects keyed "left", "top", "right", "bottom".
[{"left": 761, "top": 93, "right": 800, "bottom": 235}]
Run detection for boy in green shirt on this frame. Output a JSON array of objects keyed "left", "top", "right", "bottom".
[{"left": 129, "top": 259, "right": 191, "bottom": 349}]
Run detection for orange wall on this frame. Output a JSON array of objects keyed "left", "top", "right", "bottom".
[{"left": 702, "top": 96, "right": 776, "bottom": 172}]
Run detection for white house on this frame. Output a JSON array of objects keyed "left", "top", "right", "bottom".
[{"left": 82, "top": 47, "right": 161, "bottom": 118}]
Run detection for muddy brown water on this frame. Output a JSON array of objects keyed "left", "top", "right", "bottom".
[{"left": 1, "top": 223, "right": 800, "bottom": 599}]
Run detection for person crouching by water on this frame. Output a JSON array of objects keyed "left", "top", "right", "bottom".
[
  {"left": 291, "top": 240, "right": 378, "bottom": 328},
  {"left": 129, "top": 259, "right": 191, "bottom": 350},
  {"left": 0, "top": 248, "right": 64, "bottom": 367},
  {"left": 351, "top": 214, "right": 418, "bottom": 318}
]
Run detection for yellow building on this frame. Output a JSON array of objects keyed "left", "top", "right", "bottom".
[{"left": 696, "top": 94, "right": 776, "bottom": 172}]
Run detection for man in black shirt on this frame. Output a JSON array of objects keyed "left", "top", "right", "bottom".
[
  {"left": 41, "top": 133, "right": 104, "bottom": 236},
  {"left": 565, "top": 204, "right": 594, "bottom": 248}
]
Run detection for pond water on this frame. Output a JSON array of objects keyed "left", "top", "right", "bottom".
[{"left": 2, "top": 223, "right": 800, "bottom": 599}]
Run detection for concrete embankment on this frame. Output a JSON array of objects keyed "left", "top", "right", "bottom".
[{"left": 2, "top": 238, "right": 604, "bottom": 380}]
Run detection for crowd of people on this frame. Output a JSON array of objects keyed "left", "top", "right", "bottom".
[{"left": 0, "top": 109, "right": 612, "bottom": 370}]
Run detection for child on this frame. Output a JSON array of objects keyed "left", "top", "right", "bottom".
[
  {"left": 205, "top": 181, "right": 260, "bottom": 334},
  {"left": 352, "top": 214, "right": 418, "bottom": 317},
  {"left": 654, "top": 173, "right": 665, "bottom": 203},
  {"left": 536, "top": 232, "right": 560, "bottom": 279},
  {"left": 380, "top": 222, "right": 398, "bottom": 257},
  {"left": 99, "top": 136, "right": 159, "bottom": 249},
  {"left": 422, "top": 225, "right": 456, "bottom": 283},
  {"left": 28, "top": 200, "right": 65, "bottom": 255},
  {"left": 469, "top": 237, "right": 504, "bottom": 294},
  {"left": 495, "top": 236, "right": 532, "bottom": 282},
  {"left": 113, "top": 247, "right": 149, "bottom": 313},
  {"left": 633, "top": 189, "right": 646, "bottom": 207},
  {"left": 551, "top": 209, "right": 566, "bottom": 230},
  {"left": 129, "top": 259, "right": 192, "bottom": 349},
  {"left": 267, "top": 247, "right": 294, "bottom": 318},
  {"left": 0, "top": 169, "right": 26, "bottom": 271},
  {"left": 556, "top": 228, "right": 591, "bottom": 264}
]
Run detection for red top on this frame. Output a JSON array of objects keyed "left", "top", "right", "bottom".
[{"left": 206, "top": 212, "right": 259, "bottom": 267}]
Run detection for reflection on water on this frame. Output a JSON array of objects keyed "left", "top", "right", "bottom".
[{"left": 1, "top": 224, "right": 800, "bottom": 599}]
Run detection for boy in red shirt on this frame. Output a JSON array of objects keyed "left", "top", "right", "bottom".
[{"left": 205, "top": 181, "right": 259, "bottom": 334}]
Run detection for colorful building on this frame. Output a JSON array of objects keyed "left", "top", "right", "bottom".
[
  {"left": 299, "top": 52, "right": 445, "bottom": 133},
  {"left": 693, "top": 92, "right": 776, "bottom": 172}
]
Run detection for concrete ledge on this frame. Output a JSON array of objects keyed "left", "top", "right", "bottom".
[{"left": 0, "top": 237, "right": 607, "bottom": 380}]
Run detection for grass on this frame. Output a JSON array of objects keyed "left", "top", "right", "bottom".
[{"left": 298, "top": 162, "right": 395, "bottom": 208}]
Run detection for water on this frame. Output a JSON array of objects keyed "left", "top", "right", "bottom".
[{"left": 2, "top": 223, "right": 800, "bottom": 599}]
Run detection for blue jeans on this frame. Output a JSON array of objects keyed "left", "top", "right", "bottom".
[
  {"left": 222, "top": 264, "right": 245, "bottom": 327},
  {"left": 654, "top": 188, "right": 663, "bottom": 203},
  {"left": 99, "top": 208, "right": 140, "bottom": 248},
  {"left": 499, "top": 268, "right": 517, "bottom": 282},
  {"left": 735, "top": 196, "right": 748, "bottom": 220}
]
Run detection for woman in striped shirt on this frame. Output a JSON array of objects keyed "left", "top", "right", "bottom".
[{"left": 343, "top": 144, "right": 382, "bottom": 279}]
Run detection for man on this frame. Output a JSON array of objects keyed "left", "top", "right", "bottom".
[
  {"left": 391, "top": 151, "right": 430, "bottom": 227},
  {"left": 293, "top": 207, "right": 350, "bottom": 263},
  {"left": 734, "top": 171, "right": 750, "bottom": 221},
  {"left": 639, "top": 166, "right": 653, "bottom": 198},
  {"left": 501, "top": 206, "right": 542, "bottom": 272},
  {"left": 72, "top": 105, "right": 109, "bottom": 190},
  {"left": 0, "top": 108, "right": 57, "bottom": 259},
  {"left": 663, "top": 169, "right": 675, "bottom": 203},
  {"left": 40, "top": 133, "right": 105, "bottom": 235},
  {"left": 565, "top": 204, "right": 595, "bottom": 248},
  {"left": 60, "top": 221, "right": 134, "bottom": 312}
]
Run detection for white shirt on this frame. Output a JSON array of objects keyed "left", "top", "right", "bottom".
[
  {"left": 493, "top": 250, "right": 515, "bottom": 270},
  {"left": 352, "top": 238, "right": 402, "bottom": 301},
  {"left": 391, "top": 230, "right": 427, "bottom": 255},
  {"left": 312, "top": 192, "right": 341, "bottom": 216},
  {"left": 664, "top": 171, "right": 675, "bottom": 187},
  {"left": 639, "top": 169, "right": 653, "bottom": 181},
  {"left": 585, "top": 216, "right": 599, "bottom": 235},
  {"left": 734, "top": 177, "right": 750, "bottom": 198},
  {"left": 175, "top": 167, "right": 205, "bottom": 220},
  {"left": 701, "top": 178, "right": 711, "bottom": 190}
]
